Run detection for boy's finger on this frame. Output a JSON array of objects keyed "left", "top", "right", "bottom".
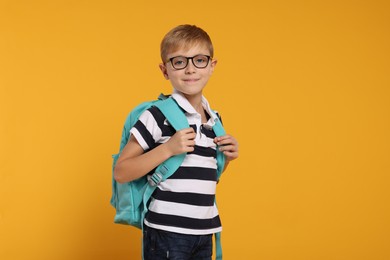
[
  {"left": 217, "top": 138, "right": 235, "bottom": 146},
  {"left": 188, "top": 133, "right": 196, "bottom": 140},
  {"left": 219, "top": 144, "right": 235, "bottom": 152},
  {"left": 215, "top": 135, "right": 232, "bottom": 142},
  {"left": 180, "top": 128, "right": 195, "bottom": 134},
  {"left": 188, "top": 127, "right": 196, "bottom": 133},
  {"left": 224, "top": 151, "right": 238, "bottom": 159}
]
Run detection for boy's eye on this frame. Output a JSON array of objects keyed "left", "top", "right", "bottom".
[
  {"left": 194, "top": 55, "right": 208, "bottom": 64},
  {"left": 172, "top": 57, "right": 187, "bottom": 67}
]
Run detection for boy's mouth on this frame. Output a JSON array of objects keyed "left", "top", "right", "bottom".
[{"left": 183, "top": 78, "right": 200, "bottom": 82}]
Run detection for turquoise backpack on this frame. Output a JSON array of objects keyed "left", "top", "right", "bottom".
[{"left": 111, "top": 94, "right": 226, "bottom": 259}]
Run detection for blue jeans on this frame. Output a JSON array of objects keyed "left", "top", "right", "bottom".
[{"left": 143, "top": 225, "right": 213, "bottom": 260}]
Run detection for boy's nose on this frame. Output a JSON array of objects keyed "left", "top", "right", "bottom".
[{"left": 184, "top": 60, "right": 196, "bottom": 74}]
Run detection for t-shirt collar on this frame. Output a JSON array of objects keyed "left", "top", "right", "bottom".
[{"left": 171, "top": 90, "right": 218, "bottom": 125}]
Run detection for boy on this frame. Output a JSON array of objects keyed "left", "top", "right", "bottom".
[{"left": 114, "top": 24, "right": 239, "bottom": 260}]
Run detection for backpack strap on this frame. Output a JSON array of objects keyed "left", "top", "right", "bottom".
[
  {"left": 215, "top": 232, "right": 223, "bottom": 260},
  {"left": 155, "top": 96, "right": 188, "bottom": 130},
  {"left": 150, "top": 97, "right": 189, "bottom": 185},
  {"left": 209, "top": 110, "right": 226, "bottom": 260},
  {"left": 210, "top": 110, "right": 226, "bottom": 178}
]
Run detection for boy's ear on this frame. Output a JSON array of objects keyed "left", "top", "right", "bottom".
[
  {"left": 210, "top": 59, "right": 217, "bottom": 73},
  {"left": 159, "top": 63, "right": 169, "bottom": 80}
]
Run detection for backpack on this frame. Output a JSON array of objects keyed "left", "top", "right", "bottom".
[{"left": 111, "top": 94, "right": 226, "bottom": 259}]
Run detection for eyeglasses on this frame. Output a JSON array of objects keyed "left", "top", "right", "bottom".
[{"left": 167, "top": 55, "right": 211, "bottom": 70}]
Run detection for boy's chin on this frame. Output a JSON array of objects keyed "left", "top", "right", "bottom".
[
  {"left": 172, "top": 84, "right": 206, "bottom": 95},
  {"left": 173, "top": 88, "right": 204, "bottom": 97}
]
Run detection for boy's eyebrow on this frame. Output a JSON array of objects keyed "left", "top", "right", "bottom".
[{"left": 168, "top": 53, "right": 211, "bottom": 59}]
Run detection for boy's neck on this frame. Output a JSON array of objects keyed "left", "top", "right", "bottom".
[{"left": 181, "top": 92, "right": 203, "bottom": 114}]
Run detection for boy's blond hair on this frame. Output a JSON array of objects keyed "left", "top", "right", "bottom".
[{"left": 160, "top": 24, "right": 214, "bottom": 63}]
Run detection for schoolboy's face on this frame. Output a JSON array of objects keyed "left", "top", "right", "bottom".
[{"left": 159, "top": 44, "right": 217, "bottom": 98}]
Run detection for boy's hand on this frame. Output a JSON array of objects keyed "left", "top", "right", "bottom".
[
  {"left": 214, "top": 135, "right": 239, "bottom": 162},
  {"left": 166, "top": 128, "right": 196, "bottom": 156}
]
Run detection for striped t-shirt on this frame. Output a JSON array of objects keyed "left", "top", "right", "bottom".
[{"left": 130, "top": 91, "right": 222, "bottom": 235}]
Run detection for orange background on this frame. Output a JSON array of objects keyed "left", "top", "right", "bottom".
[{"left": 1, "top": 0, "right": 389, "bottom": 259}]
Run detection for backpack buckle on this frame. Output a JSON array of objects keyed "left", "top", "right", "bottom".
[
  {"left": 148, "top": 165, "right": 169, "bottom": 187},
  {"left": 148, "top": 172, "right": 163, "bottom": 186}
]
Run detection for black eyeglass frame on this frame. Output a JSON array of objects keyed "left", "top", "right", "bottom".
[{"left": 166, "top": 55, "right": 212, "bottom": 70}]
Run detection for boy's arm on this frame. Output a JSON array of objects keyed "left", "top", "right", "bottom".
[{"left": 114, "top": 128, "right": 196, "bottom": 183}]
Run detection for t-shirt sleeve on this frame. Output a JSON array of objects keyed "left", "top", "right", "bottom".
[{"left": 130, "top": 108, "right": 163, "bottom": 151}]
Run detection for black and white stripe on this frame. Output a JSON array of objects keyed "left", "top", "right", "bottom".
[{"left": 130, "top": 94, "right": 222, "bottom": 235}]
